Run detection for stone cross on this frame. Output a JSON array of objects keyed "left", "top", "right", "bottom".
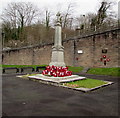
[
  {"left": 56, "top": 12, "right": 62, "bottom": 23},
  {"left": 49, "top": 12, "right": 66, "bottom": 67}
]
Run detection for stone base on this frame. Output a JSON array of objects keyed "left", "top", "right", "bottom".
[
  {"left": 18, "top": 74, "right": 113, "bottom": 92},
  {"left": 28, "top": 74, "right": 86, "bottom": 83},
  {"left": 49, "top": 62, "right": 66, "bottom": 67},
  {"left": 49, "top": 47, "right": 66, "bottom": 67}
]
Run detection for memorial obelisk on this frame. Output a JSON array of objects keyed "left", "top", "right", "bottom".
[{"left": 49, "top": 12, "right": 66, "bottom": 67}]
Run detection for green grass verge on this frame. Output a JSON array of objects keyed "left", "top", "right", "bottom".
[
  {"left": 1, "top": 65, "right": 83, "bottom": 72},
  {"left": 87, "top": 67, "right": 120, "bottom": 77},
  {"left": 68, "top": 66, "right": 83, "bottom": 73},
  {"left": 62, "top": 78, "right": 107, "bottom": 88}
]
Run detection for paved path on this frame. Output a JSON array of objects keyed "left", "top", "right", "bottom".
[{"left": 2, "top": 73, "right": 119, "bottom": 117}]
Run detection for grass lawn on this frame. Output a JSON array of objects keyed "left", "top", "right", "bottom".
[
  {"left": 62, "top": 78, "right": 108, "bottom": 88},
  {"left": 1, "top": 65, "right": 83, "bottom": 73},
  {"left": 68, "top": 66, "right": 83, "bottom": 73},
  {"left": 87, "top": 67, "right": 120, "bottom": 77},
  {"left": 1, "top": 65, "right": 119, "bottom": 77}
]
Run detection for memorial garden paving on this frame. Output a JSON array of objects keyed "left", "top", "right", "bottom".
[{"left": 2, "top": 73, "right": 118, "bottom": 116}]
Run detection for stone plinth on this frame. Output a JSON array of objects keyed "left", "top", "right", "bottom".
[
  {"left": 28, "top": 74, "right": 86, "bottom": 83},
  {"left": 49, "top": 45, "right": 65, "bottom": 67}
]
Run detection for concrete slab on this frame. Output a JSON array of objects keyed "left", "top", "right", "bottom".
[
  {"left": 28, "top": 74, "right": 86, "bottom": 83},
  {"left": 25, "top": 74, "right": 114, "bottom": 92}
]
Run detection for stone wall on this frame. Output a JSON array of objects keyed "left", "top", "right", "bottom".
[
  {"left": 73, "top": 29, "right": 119, "bottom": 67},
  {"left": 2, "top": 28, "right": 120, "bottom": 67}
]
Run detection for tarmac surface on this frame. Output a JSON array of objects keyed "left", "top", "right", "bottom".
[{"left": 2, "top": 73, "right": 119, "bottom": 117}]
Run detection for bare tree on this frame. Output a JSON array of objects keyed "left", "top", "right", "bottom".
[
  {"left": 97, "top": 1, "right": 111, "bottom": 25},
  {"left": 76, "top": 15, "right": 86, "bottom": 29},
  {"left": 91, "top": 0, "right": 115, "bottom": 30},
  {"left": 1, "top": 2, "right": 39, "bottom": 29},
  {"left": 45, "top": 10, "right": 51, "bottom": 29},
  {"left": 61, "top": 2, "right": 75, "bottom": 28},
  {"left": 1, "top": 2, "right": 39, "bottom": 43},
  {"left": 39, "top": 7, "right": 54, "bottom": 29}
]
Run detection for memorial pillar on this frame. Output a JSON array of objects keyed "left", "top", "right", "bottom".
[{"left": 49, "top": 12, "right": 66, "bottom": 67}]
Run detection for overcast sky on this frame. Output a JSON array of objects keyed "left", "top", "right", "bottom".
[{"left": 0, "top": 0, "right": 119, "bottom": 19}]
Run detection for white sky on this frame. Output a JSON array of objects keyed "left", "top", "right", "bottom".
[{"left": 0, "top": 0, "right": 119, "bottom": 19}]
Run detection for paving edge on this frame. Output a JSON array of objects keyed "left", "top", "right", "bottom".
[
  {"left": 59, "top": 81, "right": 114, "bottom": 92},
  {"left": 17, "top": 75, "right": 114, "bottom": 93}
]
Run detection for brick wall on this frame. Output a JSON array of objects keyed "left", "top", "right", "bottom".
[{"left": 2, "top": 28, "right": 120, "bottom": 67}]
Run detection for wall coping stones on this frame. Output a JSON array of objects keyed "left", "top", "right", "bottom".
[
  {"left": 2, "top": 28, "right": 120, "bottom": 53},
  {"left": 75, "top": 28, "right": 120, "bottom": 40}
]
